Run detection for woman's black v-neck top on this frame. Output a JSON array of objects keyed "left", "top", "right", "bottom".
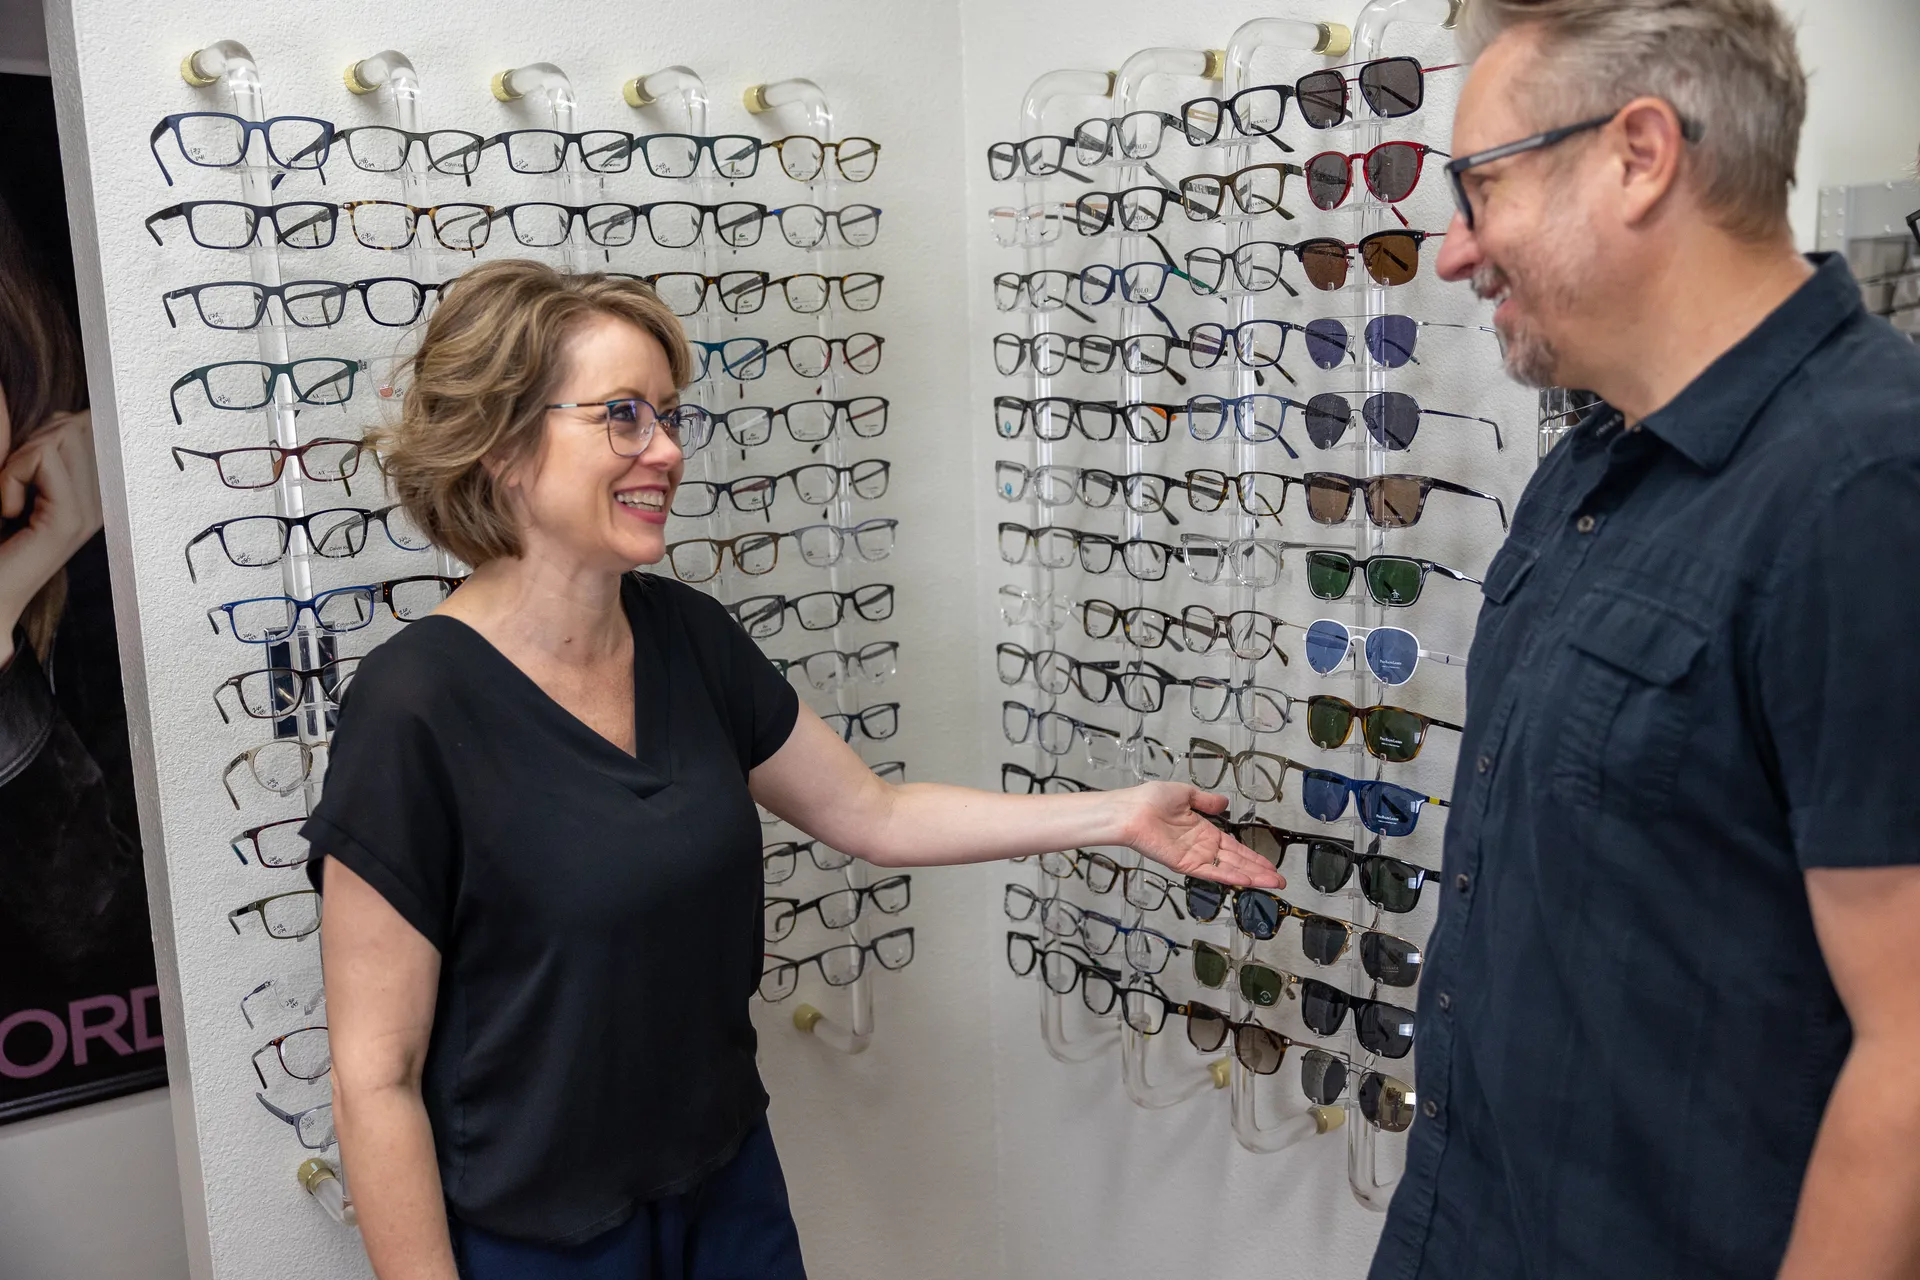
[{"left": 301, "top": 572, "right": 799, "bottom": 1246}]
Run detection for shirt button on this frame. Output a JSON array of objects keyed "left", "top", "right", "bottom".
[
  {"left": 1422, "top": 1099, "right": 1438, "bottom": 1118},
  {"left": 1476, "top": 754, "right": 1491, "bottom": 774},
  {"left": 1575, "top": 514, "right": 1597, "bottom": 534},
  {"left": 1455, "top": 873, "right": 1471, "bottom": 893},
  {"left": 1438, "top": 991, "right": 1452, "bottom": 1011}
]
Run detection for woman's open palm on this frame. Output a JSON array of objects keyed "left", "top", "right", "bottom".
[{"left": 1117, "top": 782, "right": 1284, "bottom": 889}]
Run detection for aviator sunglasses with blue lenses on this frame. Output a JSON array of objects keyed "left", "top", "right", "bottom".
[{"left": 1299, "top": 315, "right": 1497, "bottom": 370}]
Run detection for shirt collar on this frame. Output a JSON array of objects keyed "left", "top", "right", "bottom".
[{"left": 1634, "top": 253, "right": 1862, "bottom": 471}]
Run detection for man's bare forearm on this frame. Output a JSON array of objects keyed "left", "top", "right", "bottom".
[{"left": 1777, "top": 1039, "right": 1920, "bottom": 1278}]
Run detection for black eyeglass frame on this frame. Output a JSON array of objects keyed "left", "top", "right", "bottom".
[{"left": 1446, "top": 106, "right": 1704, "bottom": 230}]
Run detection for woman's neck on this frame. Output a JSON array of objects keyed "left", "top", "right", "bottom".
[{"left": 440, "top": 549, "right": 629, "bottom": 667}]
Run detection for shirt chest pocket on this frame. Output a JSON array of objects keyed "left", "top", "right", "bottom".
[{"left": 1548, "top": 587, "right": 1707, "bottom": 817}]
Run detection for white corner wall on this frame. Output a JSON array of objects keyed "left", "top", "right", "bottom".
[{"left": 14, "top": 2, "right": 1920, "bottom": 1280}]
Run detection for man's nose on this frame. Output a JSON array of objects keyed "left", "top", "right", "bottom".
[{"left": 1433, "top": 210, "right": 1479, "bottom": 283}]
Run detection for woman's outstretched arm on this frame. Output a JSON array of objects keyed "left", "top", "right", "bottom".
[{"left": 750, "top": 704, "right": 1283, "bottom": 889}]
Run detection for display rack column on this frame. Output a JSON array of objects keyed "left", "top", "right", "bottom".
[
  {"left": 1110, "top": 43, "right": 1223, "bottom": 1110},
  {"left": 1218, "top": 13, "right": 1352, "bottom": 1154},
  {"left": 1343, "top": 0, "right": 1463, "bottom": 1214},
  {"left": 489, "top": 62, "right": 597, "bottom": 276}
]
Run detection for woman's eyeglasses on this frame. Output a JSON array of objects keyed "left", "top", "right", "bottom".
[
  {"left": 1305, "top": 695, "right": 1461, "bottom": 764},
  {"left": 543, "top": 396, "right": 714, "bottom": 458},
  {"left": 185, "top": 505, "right": 429, "bottom": 580},
  {"left": 146, "top": 200, "right": 337, "bottom": 250},
  {"left": 1304, "top": 549, "right": 1479, "bottom": 608},
  {"left": 1303, "top": 617, "right": 1465, "bottom": 687},
  {"left": 172, "top": 439, "right": 367, "bottom": 491},
  {"left": 150, "top": 112, "right": 333, "bottom": 185},
  {"left": 209, "top": 575, "right": 462, "bottom": 644},
  {"left": 763, "top": 875, "right": 911, "bottom": 942},
  {"left": 163, "top": 277, "right": 445, "bottom": 331},
  {"left": 726, "top": 584, "right": 895, "bottom": 639},
  {"left": 758, "top": 927, "right": 915, "bottom": 1001},
  {"left": 170, "top": 357, "right": 362, "bottom": 423}
]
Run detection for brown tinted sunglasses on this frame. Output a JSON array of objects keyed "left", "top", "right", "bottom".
[{"left": 1288, "top": 229, "right": 1443, "bottom": 291}]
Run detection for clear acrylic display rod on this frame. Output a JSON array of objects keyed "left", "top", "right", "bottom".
[
  {"left": 343, "top": 49, "right": 469, "bottom": 586},
  {"left": 1344, "top": 0, "right": 1463, "bottom": 1214},
  {"left": 623, "top": 66, "right": 730, "bottom": 612},
  {"left": 1013, "top": 66, "right": 1118, "bottom": 1067},
  {"left": 744, "top": 78, "right": 875, "bottom": 1057},
  {"left": 490, "top": 63, "right": 598, "bottom": 276},
  {"left": 1219, "top": 13, "right": 1352, "bottom": 1153},
  {"left": 179, "top": 41, "right": 331, "bottom": 812},
  {"left": 1110, "top": 44, "right": 1226, "bottom": 1110}
]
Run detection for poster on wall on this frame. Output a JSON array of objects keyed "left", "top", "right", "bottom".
[{"left": 0, "top": 69, "right": 166, "bottom": 1122}]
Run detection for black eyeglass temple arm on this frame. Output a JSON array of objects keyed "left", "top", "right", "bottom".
[{"left": 1425, "top": 476, "right": 1510, "bottom": 529}]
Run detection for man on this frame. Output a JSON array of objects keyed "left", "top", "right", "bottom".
[{"left": 1368, "top": 1, "right": 1920, "bottom": 1277}]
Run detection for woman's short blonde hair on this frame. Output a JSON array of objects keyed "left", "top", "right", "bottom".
[{"left": 374, "top": 259, "right": 693, "bottom": 566}]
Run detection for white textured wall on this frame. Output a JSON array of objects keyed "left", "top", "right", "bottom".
[
  {"left": 24, "top": 1, "right": 1920, "bottom": 1279},
  {"left": 42, "top": 3, "right": 995, "bottom": 1278}
]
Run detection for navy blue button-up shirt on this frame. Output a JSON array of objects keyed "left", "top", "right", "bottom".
[{"left": 1368, "top": 255, "right": 1920, "bottom": 1280}]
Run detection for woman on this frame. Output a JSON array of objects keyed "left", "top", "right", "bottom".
[
  {"left": 0, "top": 192, "right": 152, "bottom": 1050},
  {"left": 307, "top": 259, "right": 1277, "bottom": 1280}
]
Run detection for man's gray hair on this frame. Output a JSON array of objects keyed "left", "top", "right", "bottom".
[{"left": 1461, "top": 0, "right": 1807, "bottom": 240}]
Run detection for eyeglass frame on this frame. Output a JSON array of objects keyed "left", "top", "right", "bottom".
[{"left": 1445, "top": 104, "right": 1704, "bottom": 230}]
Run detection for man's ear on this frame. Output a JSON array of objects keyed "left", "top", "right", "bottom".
[{"left": 1614, "top": 95, "right": 1689, "bottom": 228}]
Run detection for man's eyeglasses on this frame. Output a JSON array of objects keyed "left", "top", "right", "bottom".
[
  {"left": 1445, "top": 106, "right": 1704, "bottom": 230},
  {"left": 759, "top": 927, "right": 915, "bottom": 1001},
  {"left": 150, "top": 112, "right": 334, "bottom": 185}
]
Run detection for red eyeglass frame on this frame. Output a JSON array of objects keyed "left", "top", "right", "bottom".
[{"left": 1304, "top": 142, "right": 1449, "bottom": 211}]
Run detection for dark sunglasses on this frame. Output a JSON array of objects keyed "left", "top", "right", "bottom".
[
  {"left": 1304, "top": 142, "right": 1449, "bottom": 211},
  {"left": 1303, "top": 548, "right": 1479, "bottom": 607},
  {"left": 1299, "top": 470, "right": 1510, "bottom": 531},
  {"left": 1305, "top": 695, "right": 1462, "bottom": 764},
  {"left": 1295, "top": 56, "right": 1461, "bottom": 129},
  {"left": 1300, "top": 838, "right": 1435, "bottom": 913},
  {"left": 1299, "top": 768, "right": 1449, "bottom": 838},
  {"left": 1302, "top": 389, "right": 1504, "bottom": 452}
]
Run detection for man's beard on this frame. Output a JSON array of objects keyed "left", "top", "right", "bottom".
[{"left": 1474, "top": 263, "right": 1562, "bottom": 388}]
